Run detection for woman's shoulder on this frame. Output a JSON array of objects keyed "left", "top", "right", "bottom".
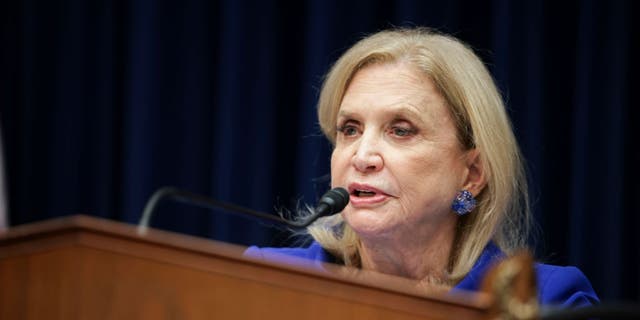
[
  {"left": 535, "top": 262, "right": 600, "bottom": 307},
  {"left": 456, "top": 243, "right": 599, "bottom": 307}
]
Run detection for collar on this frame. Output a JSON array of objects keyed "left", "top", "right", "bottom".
[{"left": 453, "top": 242, "right": 506, "bottom": 291}]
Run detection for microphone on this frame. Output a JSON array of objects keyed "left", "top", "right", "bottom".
[{"left": 137, "top": 186, "right": 349, "bottom": 233}]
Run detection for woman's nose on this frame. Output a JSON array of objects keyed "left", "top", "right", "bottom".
[{"left": 351, "top": 135, "right": 383, "bottom": 173}]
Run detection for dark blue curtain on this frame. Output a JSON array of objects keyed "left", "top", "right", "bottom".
[{"left": 1, "top": 0, "right": 637, "bottom": 302}]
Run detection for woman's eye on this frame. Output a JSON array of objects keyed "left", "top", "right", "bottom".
[
  {"left": 337, "top": 124, "right": 359, "bottom": 136},
  {"left": 391, "top": 126, "right": 414, "bottom": 137},
  {"left": 344, "top": 127, "right": 358, "bottom": 136}
]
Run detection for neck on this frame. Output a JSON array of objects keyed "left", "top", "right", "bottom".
[{"left": 358, "top": 220, "right": 456, "bottom": 283}]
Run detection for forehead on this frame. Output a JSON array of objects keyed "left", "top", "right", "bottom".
[{"left": 338, "top": 63, "right": 448, "bottom": 119}]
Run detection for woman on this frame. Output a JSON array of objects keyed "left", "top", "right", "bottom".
[{"left": 246, "top": 27, "right": 598, "bottom": 307}]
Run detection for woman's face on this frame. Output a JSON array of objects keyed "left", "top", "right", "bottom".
[{"left": 331, "top": 62, "right": 473, "bottom": 240}]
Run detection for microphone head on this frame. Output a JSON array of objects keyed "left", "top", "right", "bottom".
[{"left": 317, "top": 187, "right": 349, "bottom": 216}]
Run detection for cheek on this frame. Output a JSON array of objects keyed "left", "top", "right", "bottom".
[
  {"left": 393, "top": 153, "right": 460, "bottom": 203},
  {"left": 330, "top": 148, "right": 347, "bottom": 185},
  {"left": 330, "top": 152, "right": 337, "bottom": 186}
]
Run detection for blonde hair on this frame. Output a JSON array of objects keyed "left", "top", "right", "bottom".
[{"left": 308, "top": 27, "right": 530, "bottom": 282}]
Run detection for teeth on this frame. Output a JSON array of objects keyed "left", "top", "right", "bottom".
[{"left": 355, "top": 189, "right": 376, "bottom": 197}]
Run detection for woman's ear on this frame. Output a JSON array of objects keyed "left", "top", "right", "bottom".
[{"left": 463, "top": 149, "right": 487, "bottom": 196}]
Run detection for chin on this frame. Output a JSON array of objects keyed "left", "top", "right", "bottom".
[{"left": 343, "top": 209, "right": 394, "bottom": 238}]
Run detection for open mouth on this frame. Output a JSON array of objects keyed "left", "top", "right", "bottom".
[
  {"left": 347, "top": 183, "right": 390, "bottom": 206},
  {"left": 353, "top": 189, "right": 377, "bottom": 197}
]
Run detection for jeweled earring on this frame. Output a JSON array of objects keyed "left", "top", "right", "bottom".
[{"left": 451, "top": 190, "right": 477, "bottom": 216}]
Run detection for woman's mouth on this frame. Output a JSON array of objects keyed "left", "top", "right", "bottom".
[
  {"left": 353, "top": 189, "right": 377, "bottom": 197},
  {"left": 348, "top": 183, "right": 391, "bottom": 207}
]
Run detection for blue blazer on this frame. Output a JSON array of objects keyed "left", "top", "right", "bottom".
[{"left": 245, "top": 241, "right": 599, "bottom": 307}]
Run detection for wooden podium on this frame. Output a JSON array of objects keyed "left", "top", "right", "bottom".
[{"left": 0, "top": 215, "right": 501, "bottom": 319}]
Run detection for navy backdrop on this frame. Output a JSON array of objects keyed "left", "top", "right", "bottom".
[{"left": 1, "top": 0, "right": 638, "bottom": 302}]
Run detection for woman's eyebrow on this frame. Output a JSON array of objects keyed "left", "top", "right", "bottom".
[
  {"left": 387, "top": 105, "right": 428, "bottom": 125},
  {"left": 390, "top": 106, "right": 421, "bottom": 119},
  {"left": 337, "top": 105, "right": 429, "bottom": 125}
]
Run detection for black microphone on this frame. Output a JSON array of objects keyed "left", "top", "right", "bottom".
[{"left": 137, "top": 186, "right": 349, "bottom": 233}]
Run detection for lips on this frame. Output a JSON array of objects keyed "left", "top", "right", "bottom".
[{"left": 347, "top": 183, "right": 391, "bottom": 207}]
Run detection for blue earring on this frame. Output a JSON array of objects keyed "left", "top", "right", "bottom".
[{"left": 451, "top": 190, "right": 477, "bottom": 216}]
